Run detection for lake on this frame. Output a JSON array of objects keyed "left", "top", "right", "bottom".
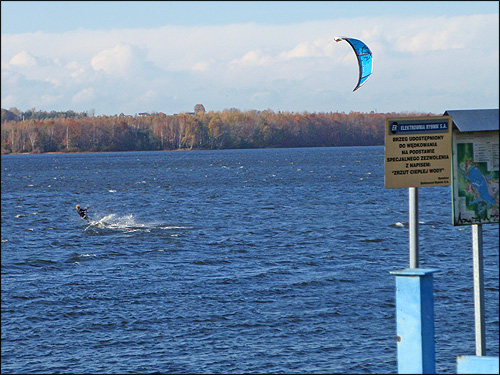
[{"left": 1, "top": 147, "right": 498, "bottom": 373}]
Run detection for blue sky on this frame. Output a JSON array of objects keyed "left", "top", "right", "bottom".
[
  {"left": 1, "top": 1, "right": 499, "bottom": 115},
  {"left": 2, "top": 1, "right": 498, "bottom": 32}
]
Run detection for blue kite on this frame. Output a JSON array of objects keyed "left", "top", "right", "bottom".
[{"left": 335, "top": 36, "right": 373, "bottom": 92}]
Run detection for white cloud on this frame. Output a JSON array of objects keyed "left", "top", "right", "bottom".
[
  {"left": 391, "top": 18, "right": 465, "bottom": 53},
  {"left": 1, "top": 14, "right": 498, "bottom": 114},
  {"left": 280, "top": 39, "right": 333, "bottom": 59},
  {"left": 1, "top": 94, "right": 17, "bottom": 109},
  {"left": 229, "top": 50, "right": 273, "bottom": 68},
  {"left": 139, "top": 89, "right": 157, "bottom": 101},
  {"left": 72, "top": 87, "right": 96, "bottom": 104},
  {"left": 38, "top": 94, "right": 63, "bottom": 107},
  {"left": 251, "top": 91, "right": 272, "bottom": 101},
  {"left": 9, "top": 51, "right": 37, "bottom": 67},
  {"left": 192, "top": 60, "right": 213, "bottom": 72},
  {"left": 44, "top": 77, "right": 61, "bottom": 86},
  {"left": 91, "top": 43, "right": 144, "bottom": 76}
]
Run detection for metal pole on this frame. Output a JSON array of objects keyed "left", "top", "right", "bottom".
[
  {"left": 409, "top": 187, "right": 419, "bottom": 268},
  {"left": 472, "top": 223, "right": 486, "bottom": 356}
]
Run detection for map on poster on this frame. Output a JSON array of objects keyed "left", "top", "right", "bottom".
[{"left": 452, "top": 131, "right": 499, "bottom": 226}]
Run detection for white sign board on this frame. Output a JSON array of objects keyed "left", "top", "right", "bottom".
[{"left": 385, "top": 116, "right": 452, "bottom": 189}]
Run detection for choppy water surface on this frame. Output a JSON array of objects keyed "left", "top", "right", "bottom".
[{"left": 1, "top": 147, "right": 498, "bottom": 373}]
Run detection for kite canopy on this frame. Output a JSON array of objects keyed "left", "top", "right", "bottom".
[{"left": 335, "top": 36, "right": 373, "bottom": 92}]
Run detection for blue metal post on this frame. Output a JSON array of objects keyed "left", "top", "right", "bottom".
[
  {"left": 457, "top": 355, "right": 499, "bottom": 374},
  {"left": 390, "top": 268, "right": 440, "bottom": 374}
]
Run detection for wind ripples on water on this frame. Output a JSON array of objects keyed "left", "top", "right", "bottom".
[{"left": 1, "top": 147, "right": 498, "bottom": 374}]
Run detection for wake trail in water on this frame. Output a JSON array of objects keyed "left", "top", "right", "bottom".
[{"left": 83, "top": 213, "right": 191, "bottom": 234}]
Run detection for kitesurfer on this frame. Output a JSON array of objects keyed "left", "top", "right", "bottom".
[{"left": 76, "top": 204, "right": 89, "bottom": 220}]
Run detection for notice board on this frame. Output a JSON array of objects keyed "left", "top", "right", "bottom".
[
  {"left": 452, "top": 130, "right": 499, "bottom": 226},
  {"left": 385, "top": 116, "right": 452, "bottom": 189}
]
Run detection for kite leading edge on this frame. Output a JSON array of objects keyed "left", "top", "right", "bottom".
[{"left": 335, "top": 36, "right": 373, "bottom": 92}]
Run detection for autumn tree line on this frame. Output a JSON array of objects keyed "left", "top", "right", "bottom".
[{"left": 1, "top": 106, "right": 434, "bottom": 154}]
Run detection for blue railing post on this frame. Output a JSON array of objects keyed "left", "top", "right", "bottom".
[{"left": 390, "top": 268, "right": 440, "bottom": 374}]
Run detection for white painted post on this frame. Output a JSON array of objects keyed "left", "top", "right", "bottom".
[
  {"left": 472, "top": 223, "right": 486, "bottom": 356},
  {"left": 409, "top": 187, "right": 419, "bottom": 268}
]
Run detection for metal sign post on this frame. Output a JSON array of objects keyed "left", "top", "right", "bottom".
[
  {"left": 385, "top": 116, "right": 453, "bottom": 373},
  {"left": 409, "top": 187, "right": 419, "bottom": 268},
  {"left": 448, "top": 110, "right": 499, "bottom": 359},
  {"left": 385, "top": 116, "right": 452, "bottom": 268},
  {"left": 472, "top": 223, "right": 486, "bottom": 356}
]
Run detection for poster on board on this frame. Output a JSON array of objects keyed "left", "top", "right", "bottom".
[{"left": 452, "top": 130, "right": 499, "bottom": 226}]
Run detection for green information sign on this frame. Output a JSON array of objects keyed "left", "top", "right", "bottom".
[{"left": 452, "top": 130, "right": 499, "bottom": 226}]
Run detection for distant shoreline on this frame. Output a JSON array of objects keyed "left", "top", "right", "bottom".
[
  {"left": 2, "top": 108, "right": 420, "bottom": 155},
  {"left": 1, "top": 148, "right": 195, "bottom": 156},
  {"left": 1, "top": 144, "right": 384, "bottom": 156}
]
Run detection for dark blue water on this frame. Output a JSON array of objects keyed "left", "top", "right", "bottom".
[{"left": 2, "top": 147, "right": 498, "bottom": 374}]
